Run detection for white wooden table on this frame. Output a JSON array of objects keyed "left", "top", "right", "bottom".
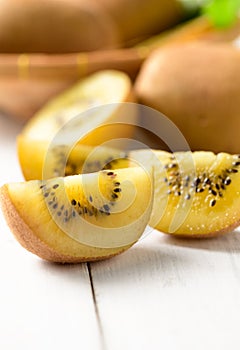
[{"left": 1, "top": 113, "right": 240, "bottom": 350}]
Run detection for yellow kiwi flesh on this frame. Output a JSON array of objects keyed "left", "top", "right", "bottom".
[
  {"left": 37, "top": 146, "right": 240, "bottom": 238},
  {"left": 18, "top": 70, "right": 135, "bottom": 180},
  {"left": 0, "top": 167, "right": 152, "bottom": 263},
  {"left": 31, "top": 144, "right": 240, "bottom": 237},
  {"left": 129, "top": 150, "right": 240, "bottom": 237}
]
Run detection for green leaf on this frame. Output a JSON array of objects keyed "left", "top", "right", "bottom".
[{"left": 202, "top": 0, "right": 240, "bottom": 28}]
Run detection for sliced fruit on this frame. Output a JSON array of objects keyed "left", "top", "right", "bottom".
[
  {"left": 27, "top": 144, "right": 240, "bottom": 238},
  {"left": 130, "top": 149, "right": 240, "bottom": 237},
  {"left": 18, "top": 70, "right": 135, "bottom": 180},
  {"left": 20, "top": 141, "right": 129, "bottom": 180},
  {"left": 0, "top": 167, "right": 152, "bottom": 263}
]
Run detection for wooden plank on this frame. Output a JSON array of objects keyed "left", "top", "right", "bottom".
[
  {"left": 0, "top": 236, "right": 101, "bottom": 350},
  {"left": 90, "top": 229, "right": 240, "bottom": 350},
  {"left": 0, "top": 115, "right": 101, "bottom": 350}
]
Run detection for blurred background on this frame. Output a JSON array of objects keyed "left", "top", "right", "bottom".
[{"left": 0, "top": 0, "right": 240, "bottom": 153}]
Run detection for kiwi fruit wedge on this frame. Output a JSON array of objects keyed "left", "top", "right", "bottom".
[
  {"left": 129, "top": 150, "right": 240, "bottom": 238},
  {"left": 37, "top": 146, "right": 240, "bottom": 238},
  {"left": 0, "top": 167, "right": 153, "bottom": 263},
  {"left": 20, "top": 142, "right": 129, "bottom": 181},
  {"left": 94, "top": 149, "right": 240, "bottom": 238},
  {"left": 18, "top": 70, "right": 135, "bottom": 180},
  {"left": 130, "top": 149, "right": 240, "bottom": 238}
]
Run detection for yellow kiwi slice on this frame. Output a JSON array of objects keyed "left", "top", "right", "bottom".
[
  {"left": 130, "top": 150, "right": 240, "bottom": 237},
  {"left": 0, "top": 167, "right": 153, "bottom": 263},
  {"left": 18, "top": 70, "right": 135, "bottom": 180},
  {"left": 45, "top": 147, "right": 240, "bottom": 238}
]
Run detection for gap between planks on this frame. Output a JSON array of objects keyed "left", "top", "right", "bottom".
[{"left": 87, "top": 262, "right": 107, "bottom": 350}]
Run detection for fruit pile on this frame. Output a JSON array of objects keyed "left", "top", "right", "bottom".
[
  {"left": 1, "top": 1, "right": 240, "bottom": 263},
  {"left": 0, "top": 0, "right": 193, "bottom": 53}
]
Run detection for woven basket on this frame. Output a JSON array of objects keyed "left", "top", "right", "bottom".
[{"left": 0, "top": 49, "right": 145, "bottom": 122}]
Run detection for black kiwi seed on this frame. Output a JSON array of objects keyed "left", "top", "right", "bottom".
[
  {"left": 71, "top": 199, "right": 77, "bottom": 206},
  {"left": 203, "top": 178, "right": 211, "bottom": 185},
  {"left": 53, "top": 184, "right": 59, "bottom": 189},
  {"left": 107, "top": 172, "right": 114, "bottom": 176},
  {"left": 103, "top": 204, "right": 110, "bottom": 212},
  {"left": 193, "top": 177, "right": 200, "bottom": 186},
  {"left": 185, "top": 194, "right": 191, "bottom": 200},
  {"left": 57, "top": 211, "right": 61, "bottom": 216},
  {"left": 224, "top": 177, "right": 231, "bottom": 186},
  {"left": 233, "top": 161, "right": 240, "bottom": 166},
  {"left": 210, "top": 189, "right": 217, "bottom": 196},
  {"left": 89, "top": 196, "right": 93, "bottom": 203},
  {"left": 113, "top": 188, "right": 121, "bottom": 193},
  {"left": 196, "top": 188, "right": 204, "bottom": 193},
  {"left": 44, "top": 192, "right": 50, "bottom": 198},
  {"left": 210, "top": 199, "right": 216, "bottom": 207},
  {"left": 168, "top": 163, "right": 177, "bottom": 169},
  {"left": 53, "top": 203, "right": 58, "bottom": 209}
]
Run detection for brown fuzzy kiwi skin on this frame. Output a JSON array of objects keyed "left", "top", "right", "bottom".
[
  {"left": 93, "top": 0, "right": 186, "bottom": 44},
  {"left": 0, "top": 0, "right": 119, "bottom": 53},
  {"left": 0, "top": 185, "right": 128, "bottom": 264},
  {"left": 135, "top": 43, "right": 240, "bottom": 154}
]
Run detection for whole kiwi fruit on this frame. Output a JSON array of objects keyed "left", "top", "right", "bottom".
[
  {"left": 135, "top": 43, "right": 240, "bottom": 154},
  {"left": 93, "top": 0, "right": 196, "bottom": 45},
  {"left": 0, "top": 0, "right": 119, "bottom": 53}
]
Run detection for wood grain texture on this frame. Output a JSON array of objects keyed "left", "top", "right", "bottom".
[
  {"left": 90, "top": 230, "right": 240, "bottom": 350},
  {"left": 0, "top": 239, "right": 102, "bottom": 350}
]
